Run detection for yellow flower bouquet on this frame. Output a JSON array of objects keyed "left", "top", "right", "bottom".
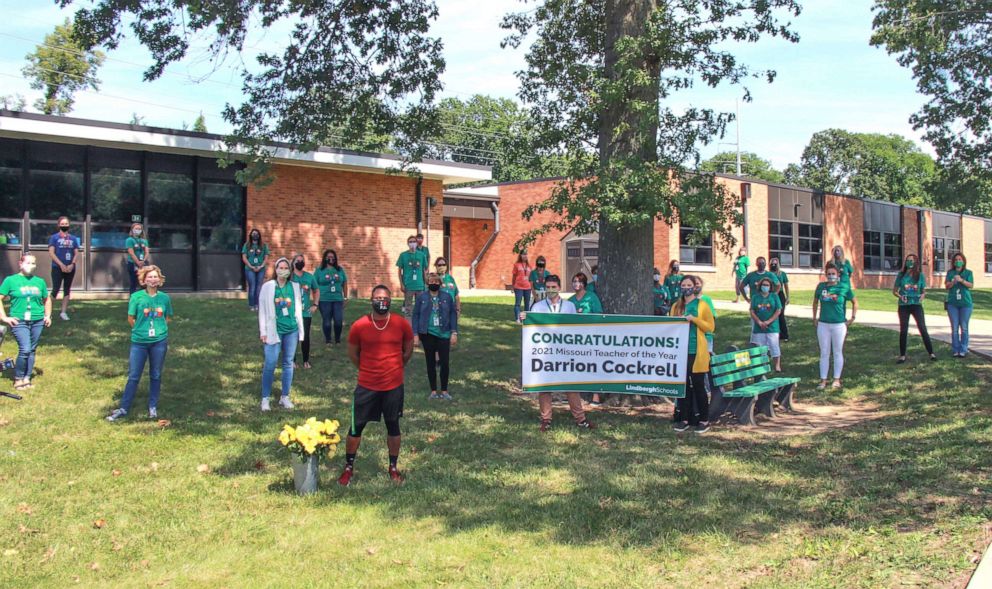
[{"left": 278, "top": 417, "right": 342, "bottom": 495}]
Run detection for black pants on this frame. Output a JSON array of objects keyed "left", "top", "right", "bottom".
[
  {"left": 419, "top": 333, "right": 451, "bottom": 392},
  {"left": 51, "top": 266, "right": 75, "bottom": 299},
  {"left": 296, "top": 317, "right": 312, "bottom": 363},
  {"left": 777, "top": 290, "right": 789, "bottom": 340},
  {"left": 898, "top": 304, "right": 934, "bottom": 356},
  {"left": 675, "top": 354, "right": 709, "bottom": 425}
]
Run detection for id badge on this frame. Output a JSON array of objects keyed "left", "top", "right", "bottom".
[
  {"left": 957, "top": 291, "right": 962, "bottom": 300},
  {"left": 23, "top": 311, "right": 30, "bottom": 321},
  {"left": 282, "top": 307, "right": 289, "bottom": 316},
  {"left": 330, "top": 286, "right": 336, "bottom": 293},
  {"left": 148, "top": 325, "right": 156, "bottom": 338},
  {"left": 433, "top": 314, "right": 440, "bottom": 327},
  {"left": 65, "top": 252, "right": 71, "bottom": 262},
  {"left": 412, "top": 272, "right": 419, "bottom": 282}
]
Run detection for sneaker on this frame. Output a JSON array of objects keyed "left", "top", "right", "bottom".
[
  {"left": 672, "top": 421, "right": 690, "bottom": 432},
  {"left": 575, "top": 420, "right": 596, "bottom": 430},
  {"left": 429, "top": 392, "right": 441, "bottom": 400},
  {"left": 589, "top": 400, "right": 602, "bottom": 406},
  {"left": 816, "top": 381, "right": 827, "bottom": 390},
  {"left": 693, "top": 422, "right": 711, "bottom": 434},
  {"left": 148, "top": 407, "right": 158, "bottom": 419},
  {"left": 388, "top": 465, "right": 403, "bottom": 483},
  {"left": 260, "top": 398, "right": 271, "bottom": 412},
  {"left": 439, "top": 392, "right": 453, "bottom": 401},
  {"left": 106, "top": 408, "right": 127, "bottom": 422},
  {"left": 930, "top": 354, "right": 938, "bottom": 361},
  {"left": 59, "top": 312, "right": 69, "bottom": 321},
  {"left": 338, "top": 465, "right": 354, "bottom": 486},
  {"left": 539, "top": 419, "right": 552, "bottom": 432},
  {"left": 279, "top": 396, "right": 294, "bottom": 409},
  {"left": 831, "top": 380, "right": 842, "bottom": 389},
  {"left": 896, "top": 356, "right": 906, "bottom": 364}
]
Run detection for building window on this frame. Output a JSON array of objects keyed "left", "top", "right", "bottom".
[
  {"left": 985, "top": 242, "right": 992, "bottom": 274},
  {"left": 199, "top": 181, "right": 244, "bottom": 252},
  {"left": 933, "top": 237, "right": 961, "bottom": 273},
  {"left": 27, "top": 142, "right": 84, "bottom": 245},
  {"left": 679, "top": 226, "right": 712, "bottom": 265},
  {"left": 90, "top": 147, "right": 142, "bottom": 249},
  {"left": 0, "top": 139, "right": 23, "bottom": 245},
  {"left": 147, "top": 154, "right": 194, "bottom": 251},
  {"left": 767, "top": 186, "right": 823, "bottom": 269},
  {"left": 797, "top": 223, "right": 823, "bottom": 268},
  {"left": 863, "top": 231, "right": 902, "bottom": 271},
  {"left": 769, "top": 220, "right": 794, "bottom": 267}
]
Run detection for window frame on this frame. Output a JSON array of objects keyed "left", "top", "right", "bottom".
[{"left": 678, "top": 225, "right": 714, "bottom": 266}]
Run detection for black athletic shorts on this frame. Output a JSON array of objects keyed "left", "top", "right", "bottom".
[{"left": 350, "top": 384, "right": 404, "bottom": 434}]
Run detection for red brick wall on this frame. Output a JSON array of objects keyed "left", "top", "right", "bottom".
[{"left": 247, "top": 164, "right": 444, "bottom": 297}]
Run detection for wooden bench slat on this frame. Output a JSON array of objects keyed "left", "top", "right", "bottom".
[{"left": 713, "top": 363, "right": 771, "bottom": 387}]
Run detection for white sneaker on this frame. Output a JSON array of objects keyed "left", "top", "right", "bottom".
[
  {"left": 148, "top": 407, "right": 157, "bottom": 419},
  {"left": 279, "top": 396, "right": 294, "bottom": 409},
  {"left": 106, "top": 408, "right": 127, "bottom": 422},
  {"left": 59, "top": 312, "right": 69, "bottom": 321},
  {"left": 260, "top": 398, "right": 271, "bottom": 412}
]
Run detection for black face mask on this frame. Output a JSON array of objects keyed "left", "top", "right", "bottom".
[
  {"left": 770, "top": 263, "right": 779, "bottom": 271},
  {"left": 59, "top": 226, "right": 69, "bottom": 232},
  {"left": 372, "top": 300, "right": 390, "bottom": 314},
  {"left": 673, "top": 266, "right": 680, "bottom": 273},
  {"left": 757, "top": 262, "right": 767, "bottom": 271},
  {"left": 326, "top": 258, "right": 335, "bottom": 265},
  {"left": 251, "top": 234, "right": 260, "bottom": 242},
  {"left": 294, "top": 260, "right": 305, "bottom": 270},
  {"left": 428, "top": 283, "right": 441, "bottom": 292}
]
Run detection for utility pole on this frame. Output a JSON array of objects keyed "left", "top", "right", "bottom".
[{"left": 735, "top": 98, "right": 742, "bottom": 176}]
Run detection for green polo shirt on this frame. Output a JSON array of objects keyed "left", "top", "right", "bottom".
[
  {"left": 570, "top": 291, "right": 603, "bottom": 314},
  {"left": 734, "top": 255, "right": 750, "bottom": 279},
  {"left": 291, "top": 271, "right": 318, "bottom": 317},
  {"left": 128, "top": 290, "right": 173, "bottom": 344},
  {"left": 241, "top": 243, "right": 268, "bottom": 267},
  {"left": 895, "top": 271, "right": 925, "bottom": 306},
  {"left": 126, "top": 237, "right": 149, "bottom": 262},
  {"left": 946, "top": 268, "right": 974, "bottom": 308},
  {"left": 396, "top": 251, "right": 426, "bottom": 290},
  {"left": 440, "top": 273, "right": 459, "bottom": 299},
  {"left": 815, "top": 282, "right": 855, "bottom": 324},
  {"left": 664, "top": 273, "right": 684, "bottom": 301},
  {"left": 0, "top": 274, "right": 47, "bottom": 321},
  {"left": 744, "top": 270, "right": 781, "bottom": 294},
  {"left": 314, "top": 266, "right": 347, "bottom": 302}
]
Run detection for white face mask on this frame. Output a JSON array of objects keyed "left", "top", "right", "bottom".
[
  {"left": 145, "top": 276, "right": 161, "bottom": 288},
  {"left": 653, "top": 274, "right": 661, "bottom": 282},
  {"left": 276, "top": 268, "right": 291, "bottom": 279},
  {"left": 572, "top": 282, "right": 582, "bottom": 291},
  {"left": 20, "top": 261, "right": 35, "bottom": 275},
  {"left": 133, "top": 229, "right": 142, "bottom": 236},
  {"left": 408, "top": 242, "right": 417, "bottom": 250}
]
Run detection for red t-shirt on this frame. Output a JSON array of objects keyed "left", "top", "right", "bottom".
[
  {"left": 348, "top": 313, "right": 414, "bottom": 391},
  {"left": 512, "top": 262, "right": 532, "bottom": 290}
]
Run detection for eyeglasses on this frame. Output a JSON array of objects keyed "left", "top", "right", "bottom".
[{"left": 372, "top": 296, "right": 390, "bottom": 302}]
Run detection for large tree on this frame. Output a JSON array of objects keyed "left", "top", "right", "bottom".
[
  {"left": 700, "top": 151, "right": 785, "bottom": 183},
  {"left": 871, "top": 2, "right": 992, "bottom": 178},
  {"left": 23, "top": 18, "right": 105, "bottom": 115},
  {"left": 783, "top": 129, "right": 939, "bottom": 206}
]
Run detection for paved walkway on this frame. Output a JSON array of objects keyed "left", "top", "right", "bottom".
[{"left": 712, "top": 300, "right": 992, "bottom": 361}]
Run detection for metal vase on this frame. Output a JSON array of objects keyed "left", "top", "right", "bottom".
[{"left": 291, "top": 454, "right": 320, "bottom": 495}]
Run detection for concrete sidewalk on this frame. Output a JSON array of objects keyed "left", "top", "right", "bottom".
[{"left": 713, "top": 300, "right": 991, "bottom": 361}]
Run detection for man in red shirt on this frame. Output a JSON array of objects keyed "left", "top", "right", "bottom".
[{"left": 339, "top": 285, "right": 414, "bottom": 485}]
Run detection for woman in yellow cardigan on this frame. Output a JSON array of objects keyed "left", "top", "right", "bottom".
[{"left": 670, "top": 275, "right": 716, "bottom": 434}]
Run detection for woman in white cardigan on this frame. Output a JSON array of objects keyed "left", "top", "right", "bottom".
[{"left": 258, "top": 257, "right": 305, "bottom": 411}]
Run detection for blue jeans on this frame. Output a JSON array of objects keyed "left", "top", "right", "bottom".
[
  {"left": 262, "top": 330, "right": 298, "bottom": 399},
  {"left": 11, "top": 320, "right": 44, "bottom": 380},
  {"left": 948, "top": 305, "right": 973, "bottom": 355},
  {"left": 119, "top": 338, "right": 168, "bottom": 412},
  {"left": 127, "top": 262, "right": 139, "bottom": 294},
  {"left": 514, "top": 288, "right": 531, "bottom": 319},
  {"left": 318, "top": 301, "right": 344, "bottom": 343},
  {"left": 245, "top": 268, "right": 264, "bottom": 308}
]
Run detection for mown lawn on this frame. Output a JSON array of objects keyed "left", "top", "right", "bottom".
[{"left": 1, "top": 296, "right": 990, "bottom": 588}]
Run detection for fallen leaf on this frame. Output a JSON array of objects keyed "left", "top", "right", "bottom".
[
  {"left": 0, "top": 418, "right": 10, "bottom": 427},
  {"left": 112, "top": 470, "right": 122, "bottom": 477},
  {"left": 141, "top": 559, "right": 150, "bottom": 568},
  {"left": 392, "top": 559, "right": 405, "bottom": 565},
  {"left": 366, "top": 547, "right": 378, "bottom": 555},
  {"left": 90, "top": 562, "right": 100, "bottom": 571},
  {"left": 16, "top": 502, "right": 32, "bottom": 514},
  {"left": 93, "top": 519, "right": 106, "bottom": 529},
  {"left": 150, "top": 462, "right": 159, "bottom": 472},
  {"left": 157, "top": 420, "right": 171, "bottom": 428},
  {"left": 196, "top": 464, "right": 210, "bottom": 474},
  {"left": 40, "top": 547, "right": 56, "bottom": 563}
]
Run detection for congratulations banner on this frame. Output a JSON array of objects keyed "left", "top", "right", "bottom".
[{"left": 521, "top": 313, "right": 691, "bottom": 397}]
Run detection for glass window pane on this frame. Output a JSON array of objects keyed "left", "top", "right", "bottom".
[
  {"left": 0, "top": 220, "right": 22, "bottom": 245},
  {"left": 0, "top": 140, "right": 22, "bottom": 218},
  {"left": 147, "top": 172, "right": 194, "bottom": 224},
  {"left": 695, "top": 248, "right": 712, "bottom": 265},
  {"left": 779, "top": 252, "right": 793, "bottom": 266},
  {"left": 28, "top": 167, "right": 83, "bottom": 220},
  {"left": 199, "top": 181, "right": 243, "bottom": 252},
  {"left": 148, "top": 227, "right": 193, "bottom": 250},
  {"left": 90, "top": 223, "right": 130, "bottom": 249},
  {"left": 679, "top": 247, "right": 694, "bottom": 264},
  {"left": 29, "top": 222, "right": 60, "bottom": 246},
  {"left": 91, "top": 167, "right": 141, "bottom": 223}
]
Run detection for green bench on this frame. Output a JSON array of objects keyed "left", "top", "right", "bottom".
[{"left": 708, "top": 345, "right": 800, "bottom": 426}]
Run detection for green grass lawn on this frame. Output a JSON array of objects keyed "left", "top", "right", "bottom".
[
  {"left": 709, "top": 287, "right": 992, "bottom": 319},
  {"left": 1, "top": 297, "right": 990, "bottom": 588}
]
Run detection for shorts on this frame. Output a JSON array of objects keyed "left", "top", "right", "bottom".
[
  {"left": 750, "top": 331, "right": 781, "bottom": 358},
  {"left": 350, "top": 384, "right": 404, "bottom": 434}
]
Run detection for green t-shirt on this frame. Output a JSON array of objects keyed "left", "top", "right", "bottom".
[
  {"left": 773, "top": 270, "right": 789, "bottom": 287},
  {"left": 241, "top": 243, "right": 268, "bottom": 267},
  {"left": 684, "top": 298, "right": 700, "bottom": 353},
  {"left": 426, "top": 294, "right": 450, "bottom": 339},
  {"left": 314, "top": 266, "right": 347, "bottom": 302},
  {"left": 895, "top": 271, "right": 925, "bottom": 306},
  {"left": 815, "top": 282, "right": 855, "bottom": 324},
  {"left": 570, "top": 291, "right": 603, "bottom": 314},
  {"left": 734, "top": 255, "right": 750, "bottom": 279},
  {"left": 750, "top": 292, "right": 781, "bottom": 334},
  {"left": 832, "top": 259, "right": 854, "bottom": 288},
  {"left": 291, "top": 271, "right": 318, "bottom": 317},
  {"left": 125, "top": 237, "right": 149, "bottom": 262},
  {"left": 664, "top": 273, "right": 684, "bottom": 301},
  {"left": 946, "top": 268, "right": 974, "bottom": 308},
  {"left": 417, "top": 246, "right": 431, "bottom": 268},
  {"left": 0, "top": 274, "right": 47, "bottom": 321},
  {"left": 700, "top": 294, "right": 716, "bottom": 343},
  {"left": 440, "top": 273, "right": 459, "bottom": 299},
  {"left": 529, "top": 269, "right": 550, "bottom": 291},
  {"left": 273, "top": 282, "right": 297, "bottom": 335},
  {"left": 128, "top": 290, "right": 173, "bottom": 344},
  {"left": 744, "top": 270, "right": 781, "bottom": 294},
  {"left": 396, "top": 251, "right": 426, "bottom": 291},
  {"left": 652, "top": 284, "right": 670, "bottom": 309},
  {"left": 587, "top": 280, "right": 597, "bottom": 294}
]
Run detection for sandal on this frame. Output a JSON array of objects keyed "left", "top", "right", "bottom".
[{"left": 303, "top": 362, "right": 312, "bottom": 369}]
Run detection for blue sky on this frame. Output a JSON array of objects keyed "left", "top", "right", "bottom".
[{"left": 0, "top": 0, "right": 930, "bottom": 170}]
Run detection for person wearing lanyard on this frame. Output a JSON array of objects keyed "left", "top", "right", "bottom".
[
  {"left": 105, "top": 265, "right": 173, "bottom": 421},
  {"left": 670, "top": 275, "right": 715, "bottom": 434},
  {"left": 893, "top": 254, "right": 936, "bottom": 363},
  {"left": 945, "top": 253, "right": 974, "bottom": 358},
  {"left": 664, "top": 260, "right": 684, "bottom": 304},
  {"left": 47, "top": 216, "right": 80, "bottom": 321},
  {"left": 741, "top": 257, "right": 780, "bottom": 303},
  {"left": 415, "top": 233, "right": 430, "bottom": 268},
  {"left": 315, "top": 249, "right": 348, "bottom": 345},
  {"left": 529, "top": 256, "right": 550, "bottom": 305},
  {"left": 813, "top": 262, "right": 858, "bottom": 389},
  {"left": 435, "top": 257, "right": 460, "bottom": 315},
  {"left": 258, "top": 257, "right": 305, "bottom": 412},
  {"left": 830, "top": 245, "right": 855, "bottom": 289},
  {"left": 0, "top": 254, "right": 51, "bottom": 391},
  {"left": 291, "top": 253, "right": 319, "bottom": 369},
  {"left": 749, "top": 277, "right": 783, "bottom": 372},
  {"left": 241, "top": 229, "right": 268, "bottom": 311},
  {"left": 652, "top": 267, "right": 671, "bottom": 316},
  {"left": 519, "top": 275, "right": 595, "bottom": 431},
  {"left": 769, "top": 256, "right": 790, "bottom": 342},
  {"left": 511, "top": 251, "right": 532, "bottom": 322},
  {"left": 397, "top": 236, "right": 426, "bottom": 317},
  {"left": 413, "top": 273, "right": 459, "bottom": 401},
  {"left": 732, "top": 246, "right": 750, "bottom": 303},
  {"left": 125, "top": 222, "right": 151, "bottom": 295}
]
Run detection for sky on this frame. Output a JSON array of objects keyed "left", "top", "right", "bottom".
[{"left": 0, "top": 0, "right": 931, "bottom": 171}]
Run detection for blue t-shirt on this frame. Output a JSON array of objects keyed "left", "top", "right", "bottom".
[{"left": 48, "top": 232, "right": 81, "bottom": 267}]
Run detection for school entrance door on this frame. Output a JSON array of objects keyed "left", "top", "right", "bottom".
[{"left": 562, "top": 232, "right": 598, "bottom": 283}]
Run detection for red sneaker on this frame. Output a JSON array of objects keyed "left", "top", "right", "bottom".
[
  {"left": 337, "top": 465, "right": 354, "bottom": 486},
  {"left": 388, "top": 465, "right": 403, "bottom": 483}
]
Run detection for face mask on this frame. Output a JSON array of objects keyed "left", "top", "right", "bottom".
[
  {"left": 326, "top": 257, "right": 335, "bottom": 265},
  {"left": 834, "top": 249, "right": 842, "bottom": 258},
  {"left": 757, "top": 261, "right": 766, "bottom": 271},
  {"left": 572, "top": 282, "right": 583, "bottom": 291},
  {"left": 693, "top": 285, "right": 702, "bottom": 295},
  {"left": 827, "top": 274, "right": 838, "bottom": 283},
  {"left": 59, "top": 225, "right": 69, "bottom": 232},
  {"left": 681, "top": 286, "right": 695, "bottom": 297},
  {"left": 653, "top": 274, "right": 661, "bottom": 282},
  {"left": 591, "top": 275, "right": 598, "bottom": 282},
  {"left": 537, "top": 264, "right": 545, "bottom": 269},
  {"left": 20, "top": 261, "right": 35, "bottom": 275},
  {"left": 760, "top": 285, "right": 771, "bottom": 295},
  {"left": 437, "top": 265, "right": 447, "bottom": 273},
  {"left": 145, "top": 276, "right": 161, "bottom": 288},
  {"left": 276, "top": 268, "right": 291, "bottom": 279},
  {"left": 906, "top": 259, "right": 915, "bottom": 268},
  {"left": 673, "top": 265, "right": 680, "bottom": 273},
  {"left": 770, "top": 263, "right": 779, "bottom": 271},
  {"left": 408, "top": 242, "right": 417, "bottom": 250},
  {"left": 132, "top": 229, "right": 142, "bottom": 237},
  {"left": 428, "top": 283, "right": 441, "bottom": 292},
  {"left": 294, "top": 260, "right": 305, "bottom": 270},
  {"left": 547, "top": 287, "right": 560, "bottom": 296},
  {"left": 955, "top": 260, "right": 964, "bottom": 269},
  {"left": 372, "top": 299, "right": 390, "bottom": 314},
  {"left": 251, "top": 234, "right": 259, "bottom": 242}
]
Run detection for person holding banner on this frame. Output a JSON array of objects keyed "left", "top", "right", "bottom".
[
  {"left": 670, "top": 275, "right": 715, "bottom": 434},
  {"left": 519, "top": 275, "right": 595, "bottom": 432},
  {"left": 413, "top": 273, "right": 459, "bottom": 400},
  {"left": 652, "top": 268, "right": 670, "bottom": 316},
  {"left": 749, "top": 277, "right": 783, "bottom": 372}
]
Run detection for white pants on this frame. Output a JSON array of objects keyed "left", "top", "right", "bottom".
[
  {"left": 817, "top": 322, "right": 847, "bottom": 379},
  {"left": 750, "top": 332, "right": 781, "bottom": 358}
]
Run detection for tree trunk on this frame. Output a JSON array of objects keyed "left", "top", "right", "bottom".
[{"left": 598, "top": 0, "right": 661, "bottom": 316}]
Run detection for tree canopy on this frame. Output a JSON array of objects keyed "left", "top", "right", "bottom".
[
  {"left": 700, "top": 151, "right": 785, "bottom": 183},
  {"left": 22, "top": 18, "right": 105, "bottom": 115}
]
